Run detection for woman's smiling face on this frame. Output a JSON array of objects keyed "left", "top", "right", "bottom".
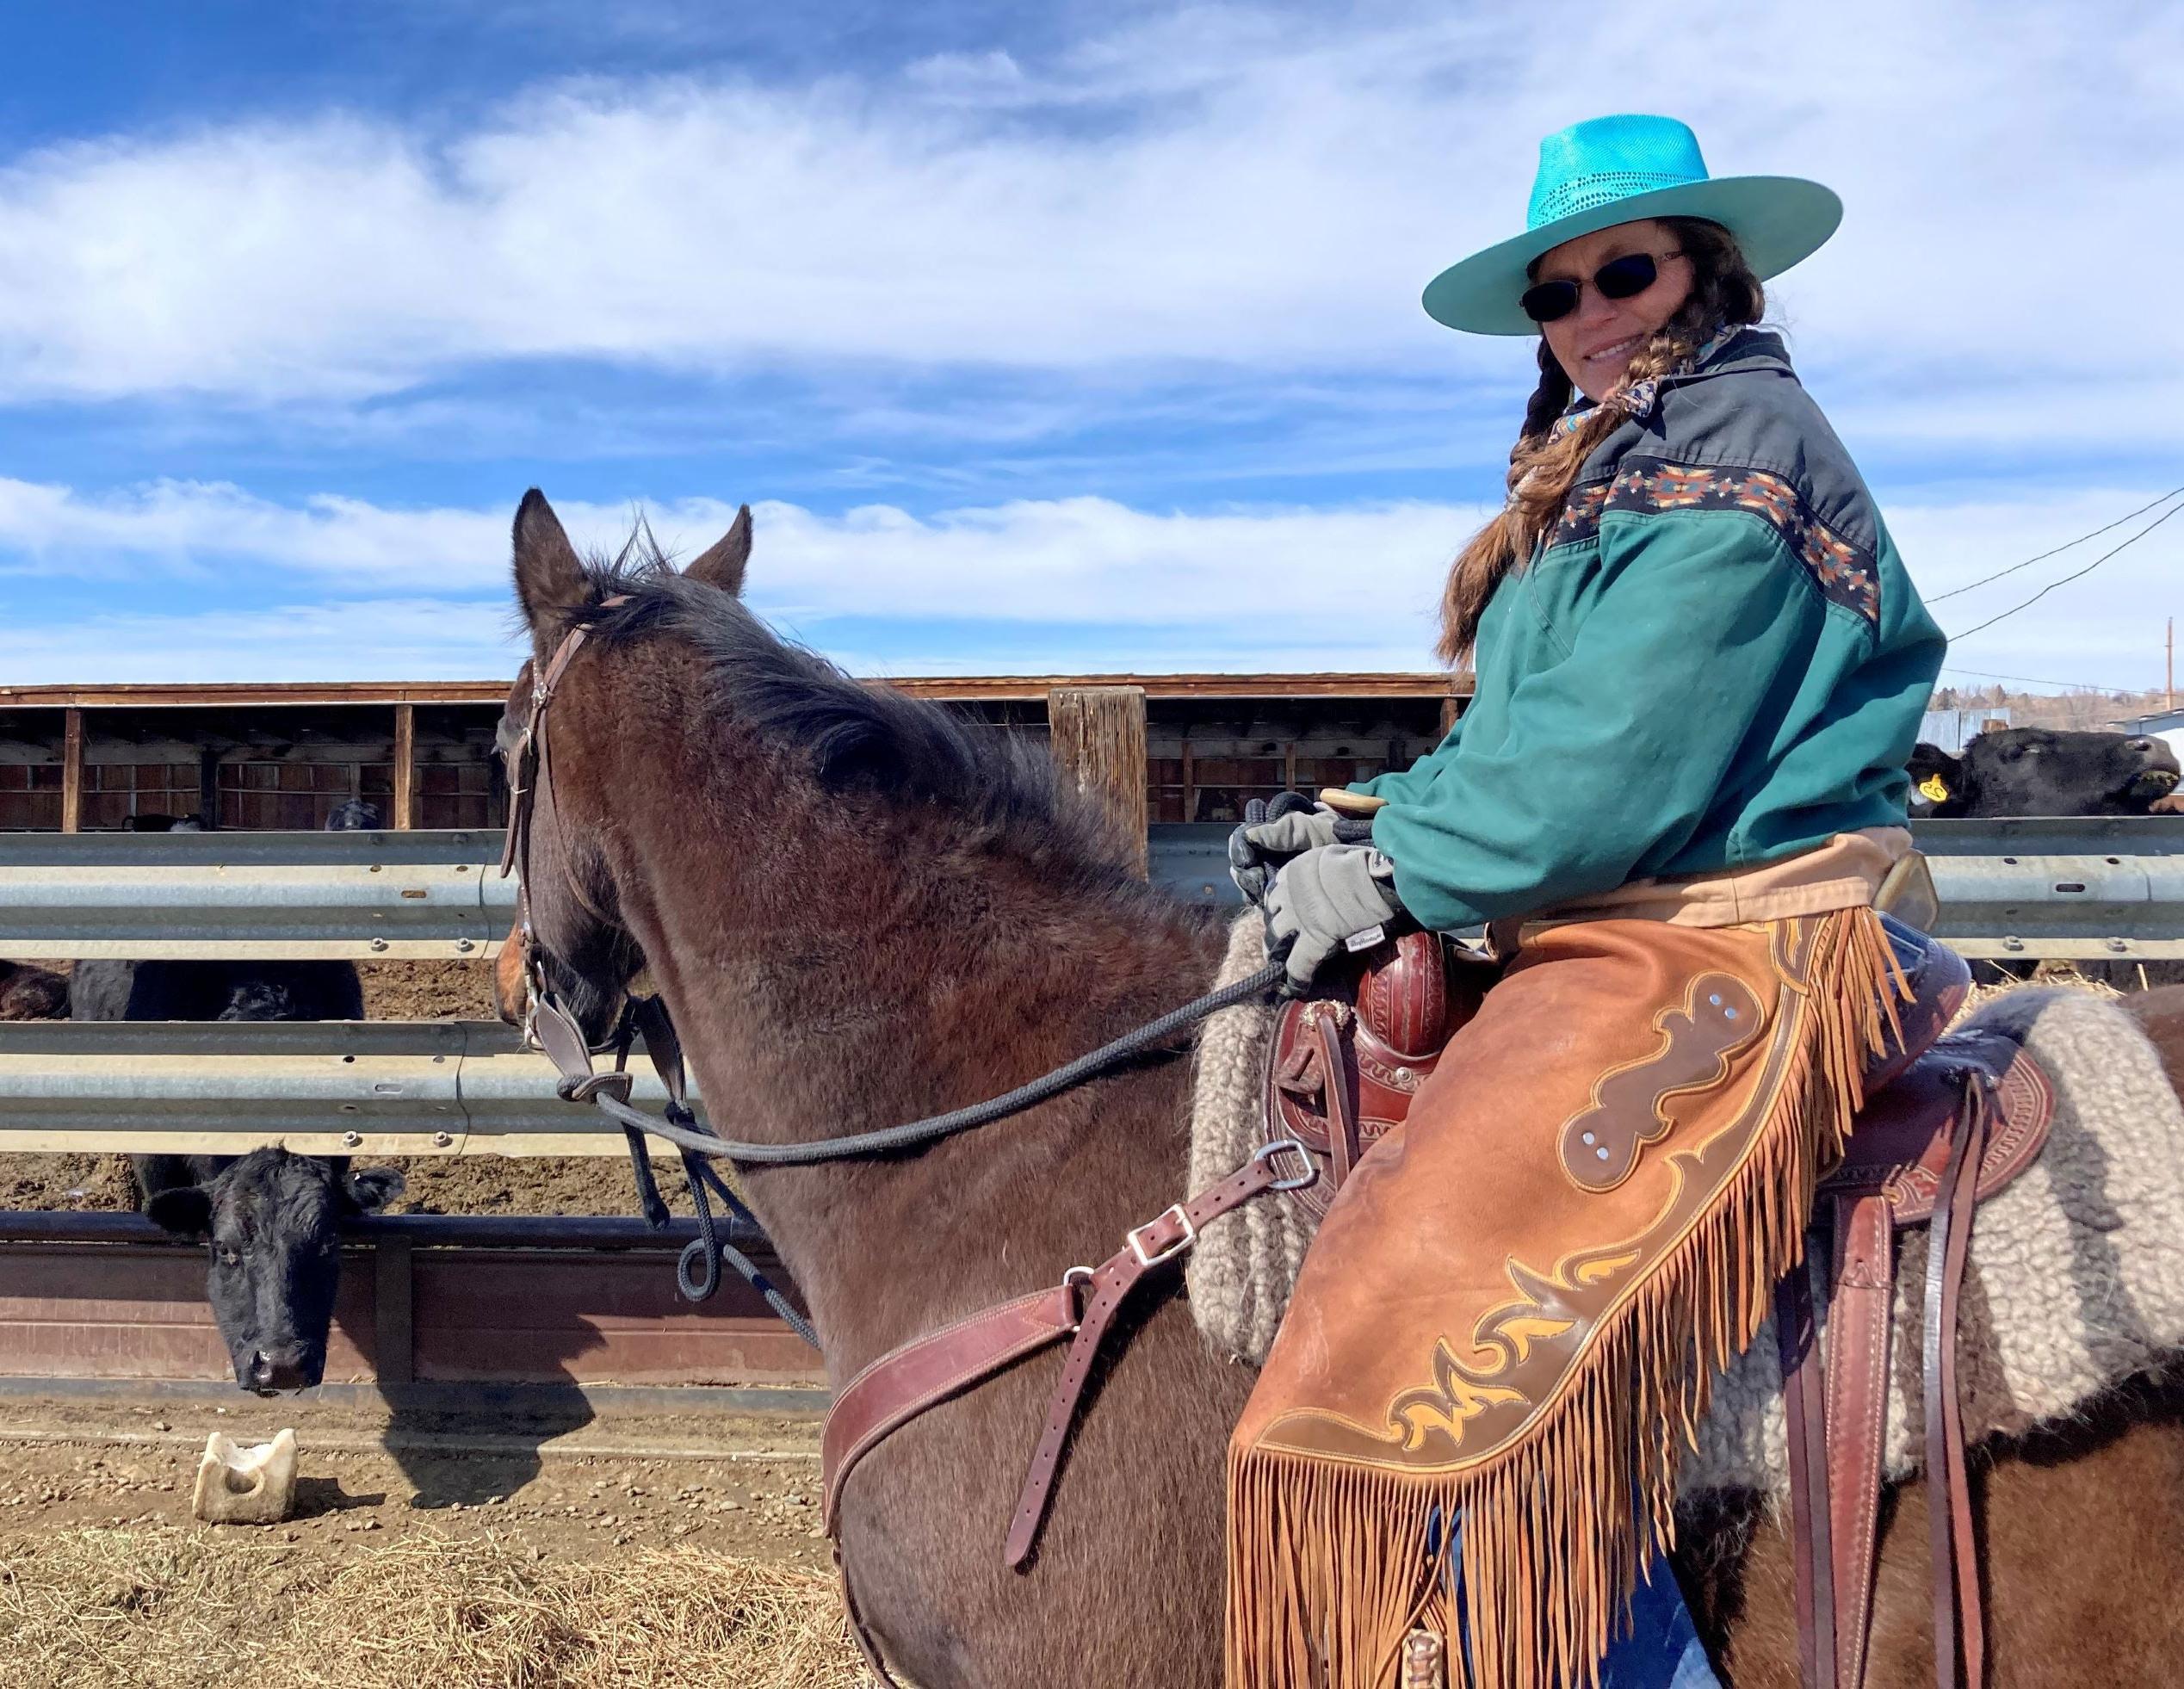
[{"left": 1533, "top": 218, "right": 1694, "bottom": 402}]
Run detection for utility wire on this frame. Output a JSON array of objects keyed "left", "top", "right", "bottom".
[
  {"left": 1927, "top": 482, "right": 2184, "bottom": 603},
  {"left": 1939, "top": 664, "right": 2126, "bottom": 692},
  {"left": 1947, "top": 499, "right": 2184, "bottom": 643}
]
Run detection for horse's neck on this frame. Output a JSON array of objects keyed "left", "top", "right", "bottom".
[{"left": 606, "top": 715, "right": 1224, "bottom": 1377}]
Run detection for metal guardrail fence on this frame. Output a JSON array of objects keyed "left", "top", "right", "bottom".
[
  {"left": 1150, "top": 819, "right": 2184, "bottom": 961},
  {"left": 0, "top": 828, "right": 511, "bottom": 959},
  {"left": 0, "top": 1018, "right": 702, "bottom": 1156},
  {"left": 0, "top": 818, "right": 2176, "bottom": 1155},
  {"left": 4, "top": 820, "right": 2182, "bottom": 961}
]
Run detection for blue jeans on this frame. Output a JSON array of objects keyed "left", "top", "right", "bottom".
[
  {"left": 1427, "top": 1510, "right": 1721, "bottom": 1689},
  {"left": 1599, "top": 1562, "right": 1721, "bottom": 1689}
]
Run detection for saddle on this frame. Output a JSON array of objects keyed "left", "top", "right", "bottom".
[{"left": 1266, "top": 913, "right": 2053, "bottom": 1689}]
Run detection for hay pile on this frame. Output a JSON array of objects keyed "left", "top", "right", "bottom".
[
  {"left": 1954, "top": 962, "right": 2124, "bottom": 1027},
  {"left": 0, "top": 1527, "right": 865, "bottom": 1688}
]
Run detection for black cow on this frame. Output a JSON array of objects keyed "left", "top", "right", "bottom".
[
  {"left": 1908, "top": 727, "right": 2181, "bottom": 817},
  {"left": 0, "top": 960, "right": 68, "bottom": 1019},
  {"left": 72, "top": 801, "right": 404, "bottom": 1393}
]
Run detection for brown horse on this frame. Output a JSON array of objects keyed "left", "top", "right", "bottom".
[{"left": 499, "top": 488, "right": 2184, "bottom": 1687}]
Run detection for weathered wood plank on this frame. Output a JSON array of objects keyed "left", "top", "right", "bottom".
[
  {"left": 1047, "top": 685, "right": 1149, "bottom": 877},
  {"left": 59, "top": 709, "right": 83, "bottom": 834},
  {"left": 392, "top": 702, "right": 417, "bottom": 831}
]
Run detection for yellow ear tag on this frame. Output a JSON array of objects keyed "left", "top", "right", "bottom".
[{"left": 1918, "top": 773, "right": 1951, "bottom": 803}]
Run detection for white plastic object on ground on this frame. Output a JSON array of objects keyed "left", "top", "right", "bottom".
[{"left": 191, "top": 1427, "right": 299, "bottom": 1525}]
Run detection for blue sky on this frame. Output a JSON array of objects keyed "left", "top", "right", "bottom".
[{"left": 0, "top": 0, "right": 2177, "bottom": 688}]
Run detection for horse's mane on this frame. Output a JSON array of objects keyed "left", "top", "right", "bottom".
[{"left": 558, "top": 540, "right": 1131, "bottom": 878}]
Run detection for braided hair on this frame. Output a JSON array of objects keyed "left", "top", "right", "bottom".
[{"left": 1435, "top": 218, "right": 1766, "bottom": 665}]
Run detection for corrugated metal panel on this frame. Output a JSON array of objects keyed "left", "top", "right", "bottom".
[{"left": 1917, "top": 707, "right": 2012, "bottom": 754}]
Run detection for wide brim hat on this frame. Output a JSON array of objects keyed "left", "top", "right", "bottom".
[{"left": 1423, "top": 114, "right": 1843, "bottom": 336}]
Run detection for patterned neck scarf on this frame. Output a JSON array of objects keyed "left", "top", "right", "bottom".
[{"left": 1547, "top": 323, "right": 1744, "bottom": 442}]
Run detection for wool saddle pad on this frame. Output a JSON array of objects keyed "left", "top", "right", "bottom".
[{"left": 1185, "top": 914, "right": 2184, "bottom": 1503}]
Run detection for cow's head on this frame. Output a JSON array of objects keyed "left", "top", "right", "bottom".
[
  {"left": 145, "top": 1148, "right": 404, "bottom": 1393},
  {"left": 1909, "top": 729, "right": 2181, "bottom": 818}
]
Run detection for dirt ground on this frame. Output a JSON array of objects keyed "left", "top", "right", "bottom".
[
  {"left": 3, "top": 969, "right": 852, "bottom": 1682},
  {"left": 0, "top": 1396, "right": 863, "bottom": 1686}
]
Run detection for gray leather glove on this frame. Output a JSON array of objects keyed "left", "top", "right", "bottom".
[
  {"left": 1263, "top": 842, "right": 1406, "bottom": 995},
  {"left": 1228, "top": 803, "right": 1341, "bottom": 904}
]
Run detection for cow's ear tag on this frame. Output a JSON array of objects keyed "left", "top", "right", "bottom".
[{"left": 1918, "top": 773, "right": 1951, "bottom": 803}]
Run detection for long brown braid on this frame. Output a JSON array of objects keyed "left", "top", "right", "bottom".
[{"left": 1436, "top": 218, "right": 1766, "bottom": 665}]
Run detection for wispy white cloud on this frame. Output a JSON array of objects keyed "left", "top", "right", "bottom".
[
  {"left": 0, "top": 598, "right": 513, "bottom": 685},
  {"left": 0, "top": 0, "right": 2173, "bottom": 456},
  {"left": 0, "top": 479, "right": 507, "bottom": 582},
  {"left": 2, "top": 476, "right": 2175, "bottom": 688}
]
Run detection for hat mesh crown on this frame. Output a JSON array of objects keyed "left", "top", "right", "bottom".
[{"left": 1530, "top": 170, "right": 1695, "bottom": 226}]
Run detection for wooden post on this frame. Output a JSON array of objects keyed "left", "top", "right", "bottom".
[
  {"left": 374, "top": 1235, "right": 415, "bottom": 1386},
  {"left": 391, "top": 703, "right": 416, "bottom": 831},
  {"left": 198, "top": 748, "right": 221, "bottom": 829},
  {"left": 59, "top": 708, "right": 83, "bottom": 834},
  {"left": 1047, "top": 686, "right": 1148, "bottom": 877}
]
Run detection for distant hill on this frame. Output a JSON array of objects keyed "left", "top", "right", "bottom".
[{"left": 1929, "top": 684, "right": 2175, "bottom": 733}]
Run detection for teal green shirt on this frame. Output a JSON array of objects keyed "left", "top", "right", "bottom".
[{"left": 1354, "top": 331, "right": 1946, "bottom": 932}]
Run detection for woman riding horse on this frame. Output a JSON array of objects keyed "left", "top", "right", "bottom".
[{"left": 1229, "top": 114, "right": 1945, "bottom": 1689}]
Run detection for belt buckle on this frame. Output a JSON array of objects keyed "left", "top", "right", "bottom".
[{"left": 1125, "top": 1203, "right": 1197, "bottom": 1268}]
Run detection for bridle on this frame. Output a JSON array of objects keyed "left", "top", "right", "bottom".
[
  {"left": 498, "top": 607, "right": 1287, "bottom": 1173},
  {"left": 498, "top": 604, "right": 1307, "bottom": 1667},
  {"left": 498, "top": 603, "right": 627, "bottom": 1059},
  {"left": 498, "top": 602, "right": 815, "bottom": 1328}
]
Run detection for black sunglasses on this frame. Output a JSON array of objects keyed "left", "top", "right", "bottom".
[{"left": 1520, "top": 251, "right": 1682, "bottom": 325}]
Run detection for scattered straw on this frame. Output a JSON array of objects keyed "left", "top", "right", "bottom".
[
  {"left": 0, "top": 1527, "right": 866, "bottom": 1689},
  {"left": 1953, "top": 962, "right": 2125, "bottom": 1029}
]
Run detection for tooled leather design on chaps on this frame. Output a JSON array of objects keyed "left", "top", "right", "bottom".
[{"left": 1558, "top": 972, "right": 1766, "bottom": 1191}]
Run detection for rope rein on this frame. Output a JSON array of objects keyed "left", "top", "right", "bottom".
[
  {"left": 548, "top": 961, "right": 1284, "bottom": 1167},
  {"left": 504, "top": 605, "right": 1289, "bottom": 1340}
]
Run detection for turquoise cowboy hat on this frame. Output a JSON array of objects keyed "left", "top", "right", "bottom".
[{"left": 1422, "top": 114, "right": 1842, "bottom": 336}]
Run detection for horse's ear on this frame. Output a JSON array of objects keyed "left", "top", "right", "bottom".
[
  {"left": 684, "top": 504, "right": 752, "bottom": 596},
  {"left": 511, "top": 489, "right": 587, "bottom": 638}
]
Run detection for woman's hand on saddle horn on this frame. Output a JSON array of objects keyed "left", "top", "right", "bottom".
[
  {"left": 1262, "top": 843, "right": 1407, "bottom": 997},
  {"left": 1228, "top": 800, "right": 1375, "bottom": 906}
]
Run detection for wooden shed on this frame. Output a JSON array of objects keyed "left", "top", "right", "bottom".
[{"left": 0, "top": 675, "right": 1469, "bottom": 838}]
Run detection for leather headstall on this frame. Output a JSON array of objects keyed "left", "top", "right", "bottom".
[{"left": 500, "top": 598, "right": 634, "bottom": 1058}]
